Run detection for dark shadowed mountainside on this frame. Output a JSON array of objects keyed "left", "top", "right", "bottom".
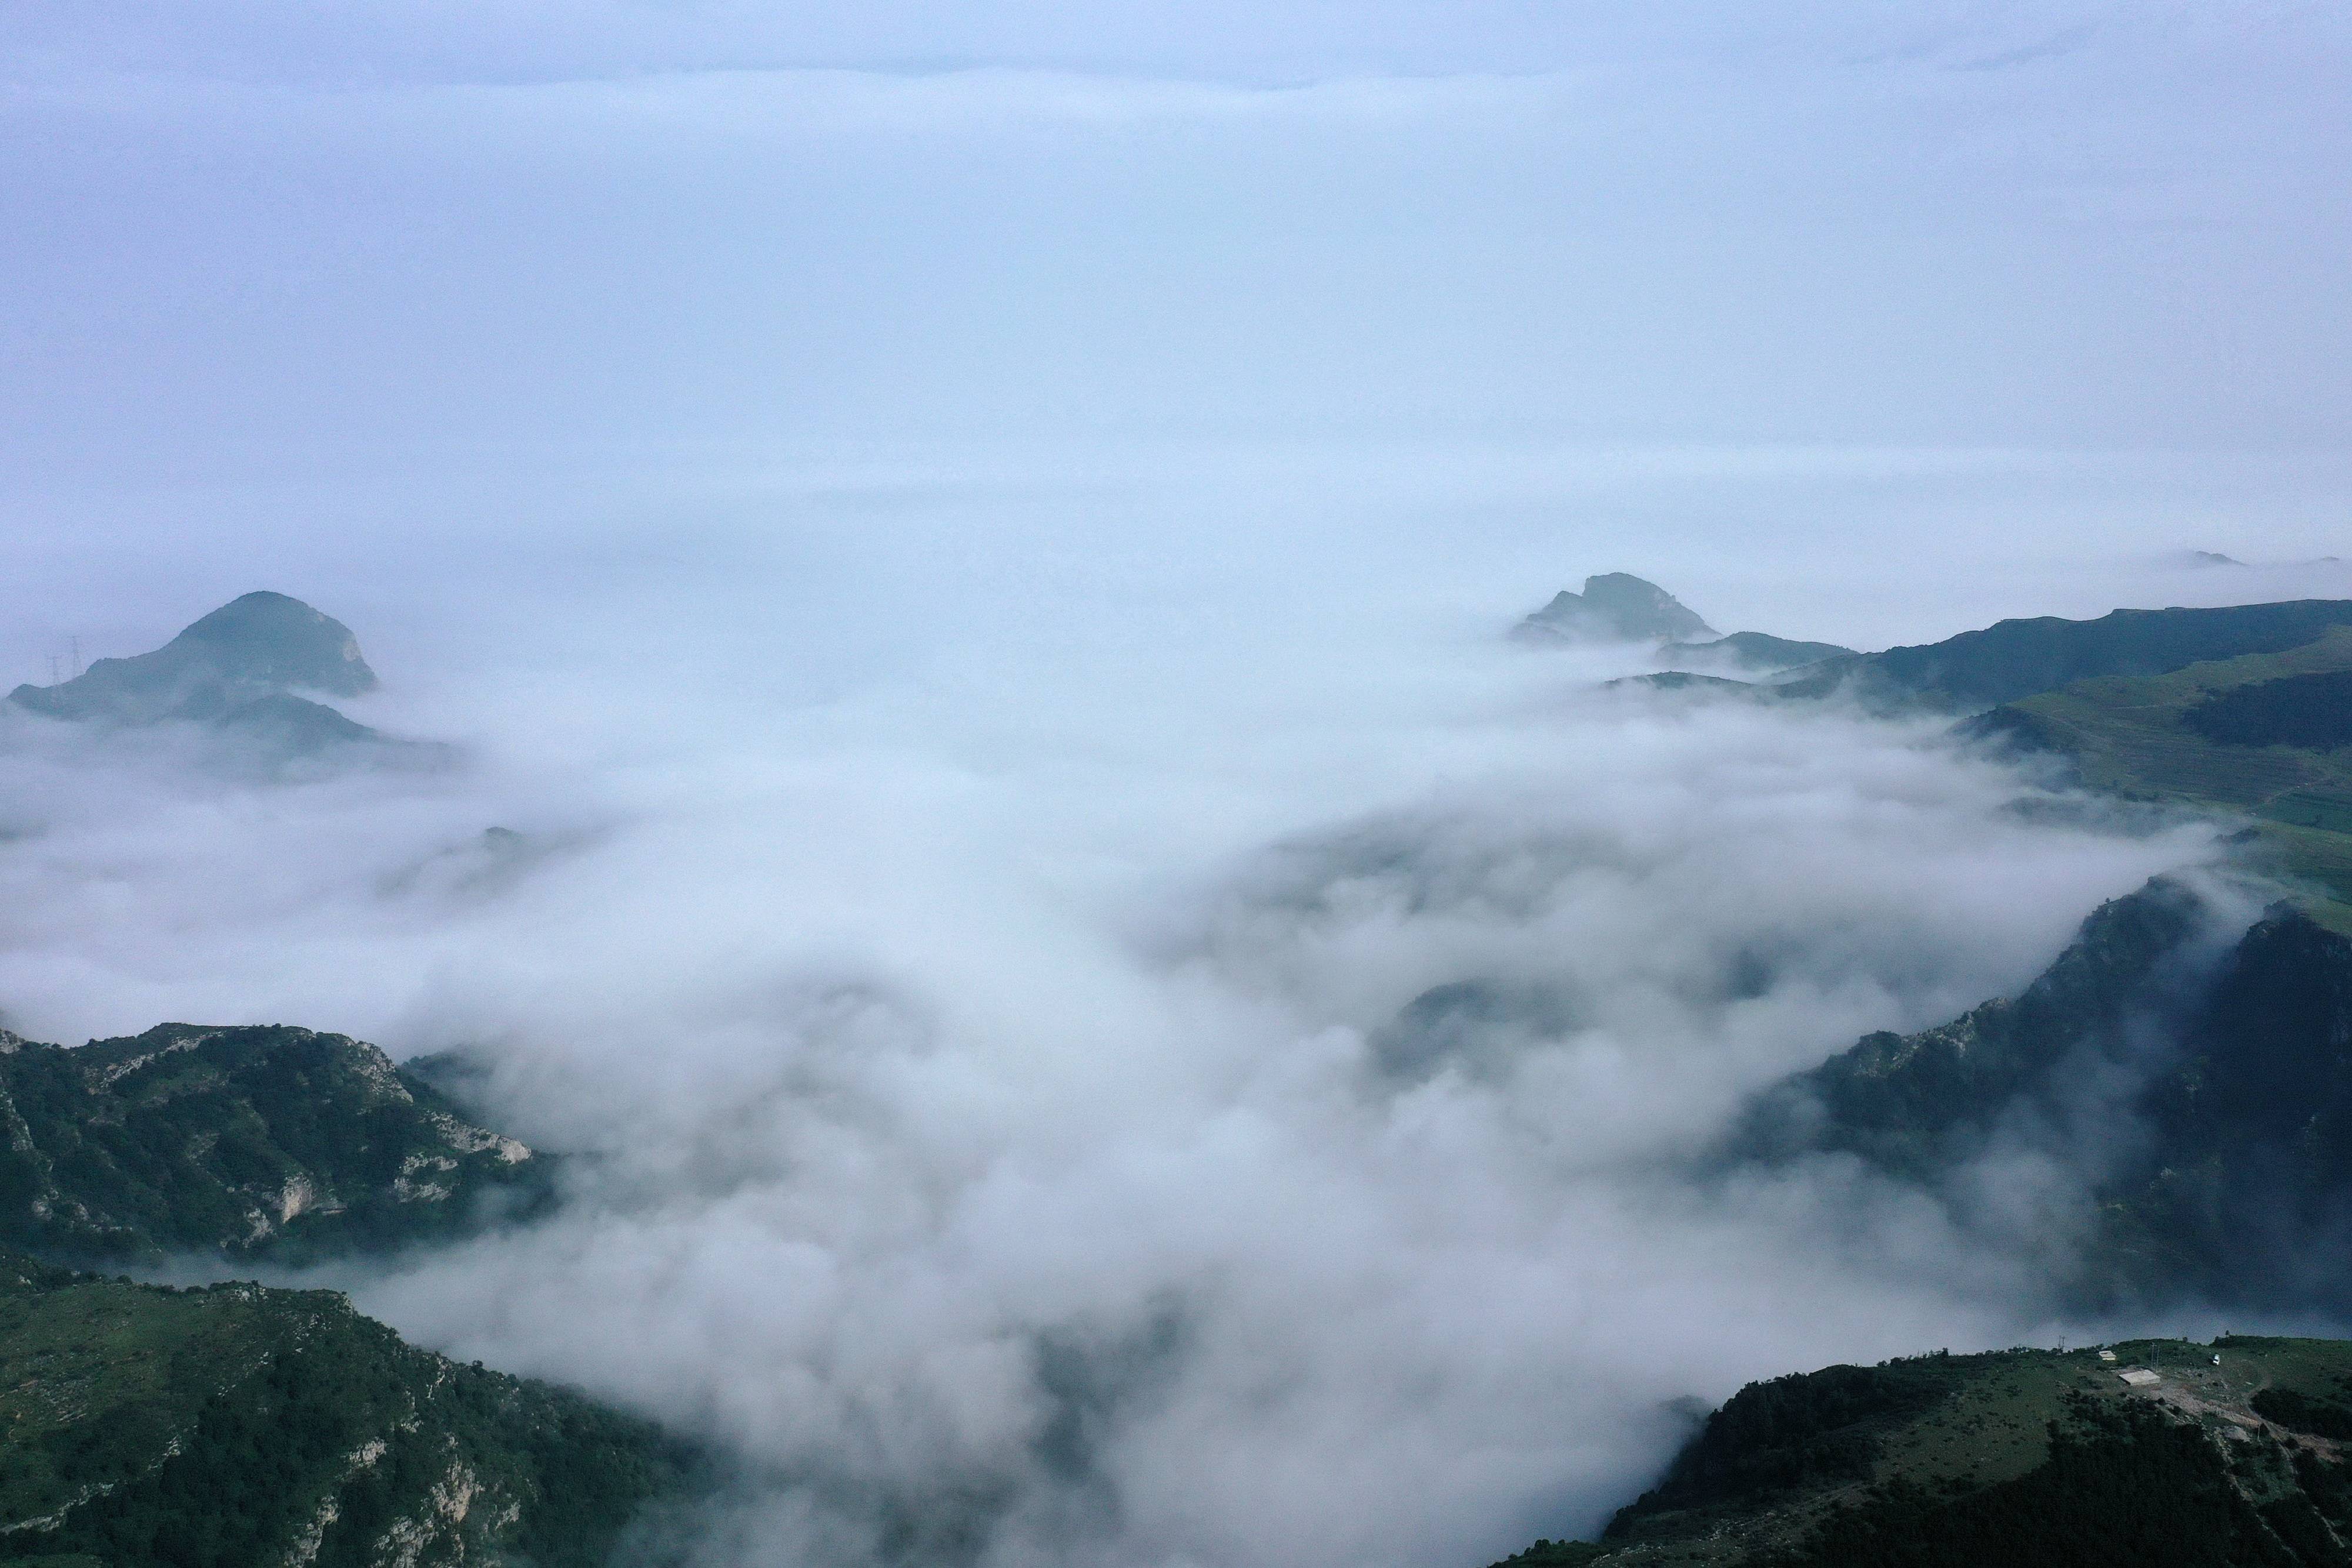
[
  {"left": 0, "top": 1023, "right": 552, "bottom": 1266},
  {"left": 1489, "top": 1337, "right": 2352, "bottom": 1567},
  {"left": 0, "top": 1251, "right": 695, "bottom": 1566},
  {"left": 1727, "top": 878, "right": 2352, "bottom": 1306}
]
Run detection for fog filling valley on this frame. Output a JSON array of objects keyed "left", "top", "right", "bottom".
[
  {"left": 6, "top": 462, "right": 2346, "bottom": 1566},
  {"left": 9, "top": 4, "right": 2352, "bottom": 1562}
]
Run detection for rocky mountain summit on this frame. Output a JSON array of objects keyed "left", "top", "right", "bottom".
[
  {"left": 7, "top": 591, "right": 414, "bottom": 764},
  {"left": 1513, "top": 576, "right": 1853, "bottom": 676},
  {"left": 0, "top": 1022, "right": 548, "bottom": 1265},
  {"left": 1514, "top": 574, "right": 1719, "bottom": 644}
]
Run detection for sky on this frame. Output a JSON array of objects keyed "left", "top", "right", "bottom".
[
  {"left": 7, "top": 2, "right": 2352, "bottom": 477},
  {"left": 5, "top": 5, "right": 2352, "bottom": 1566},
  {"left": 6, "top": 1, "right": 2350, "bottom": 678}
]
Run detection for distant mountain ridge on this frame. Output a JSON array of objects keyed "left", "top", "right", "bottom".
[
  {"left": 1595, "top": 594, "right": 2352, "bottom": 927},
  {"left": 1779, "top": 599, "right": 2352, "bottom": 710},
  {"left": 1515, "top": 575, "right": 1718, "bottom": 644},
  {"left": 0, "top": 1021, "right": 549, "bottom": 1265},
  {"left": 7, "top": 591, "right": 417, "bottom": 764},
  {"left": 1655, "top": 630, "right": 1856, "bottom": 676}
]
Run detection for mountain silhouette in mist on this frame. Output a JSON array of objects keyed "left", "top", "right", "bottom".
[
  {"left": 1657, "top": 630, "right": 1856, "bottom": 676},
  {"left": 7, "top": 591, "right": 422, "bottom": 764},
  {"left": 1514, "top": 574, "right": 1719, "bottom": 644},
  {"left": 1514, "top": 575, "right": 1856, "bottom": 676}
]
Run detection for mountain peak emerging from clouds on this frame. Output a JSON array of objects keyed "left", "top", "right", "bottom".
[
  {"left": 168, "top": 590, "right": 379, "bottom": 696},
  {"left": 1514, "top": 573, "right": 1717, "bottom": 646},
  {"left": 7, "top": 591, "right": 393, "bottom": 761}
]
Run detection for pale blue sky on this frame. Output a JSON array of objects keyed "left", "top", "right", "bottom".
[
  {"left": 5, "top": 18, "right": 2349, "bottom": 1564},
  {"left": 5, "top": 2, "right": 2350, "bottom": 673},
  {"left": 8, "top": 3, "right": 2348, "bottom": 464}
]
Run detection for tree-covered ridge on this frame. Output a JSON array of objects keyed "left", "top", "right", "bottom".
[
  {"left": 0, "top": 1023, "right": 552, "bottom": 1265},
  {"left": 1962, "top": 626, "right": 2352, "bottom": 929},
  {"left": 2185, "top": 669, "right": 2352, "bottom": 751},
  {"left": 1730, "top": 877, "right": 2210, "bottom": 1180},
  {"left": 1655, "top": 632, "right": 1857, "bottom": 677},
  {"left": 0, "top": 1252, "right": 694, "bottom": 1565},
  {"left": 1492, "top": 1338, "right": 2352, "bottom": 1568}
]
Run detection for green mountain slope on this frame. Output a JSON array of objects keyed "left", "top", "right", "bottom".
[
  {"left": 0, "top": 1024, "right": 552, "bottom": 1265},
  {"left": 0, "top": 1251, "right": 692, "bottom": 1565},
  {"left": 1969, "top": 626, "right": 2352, "bottom": 927},
  {"left": 2186, "top": 670, "right": 2352, "bottom": 750},
  {"left": 1618, "top": 601, "right": 2352, "bottom": 925},
  {"left": 1779, "top": 600, "right": 2352, "bottom": 710},
  {"left": 1492, "top": 1337, "right": 2352, "bottom": 1568},
  {"left": 1728, "top": 879, "right": 2352, "bottom": 1306},
  {"left": 11, "top": 593, "right": 378, "bottom": 721}
]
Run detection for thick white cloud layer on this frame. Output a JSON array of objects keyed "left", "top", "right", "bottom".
[
  {"left": 0, "top": 504, "right": 2269, "bottom": 1563},
  {"left": 6, "top": 2, "right": 2351, "bottom": 1559}
]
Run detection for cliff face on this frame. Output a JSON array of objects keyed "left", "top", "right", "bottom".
[
  {"left": 0, "top": 1253, "right": 692, "bottom": 1566},
  {"left": 0, "top": 1023, "right": 549, "bottom": 1265}
]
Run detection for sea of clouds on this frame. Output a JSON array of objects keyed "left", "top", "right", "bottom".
[
  {"left": 7, "top": 1, "right": 2352, "bottom": 1556},
  {"left": 6, "top": 450, "right": 2328, "bottom": 1565}
]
